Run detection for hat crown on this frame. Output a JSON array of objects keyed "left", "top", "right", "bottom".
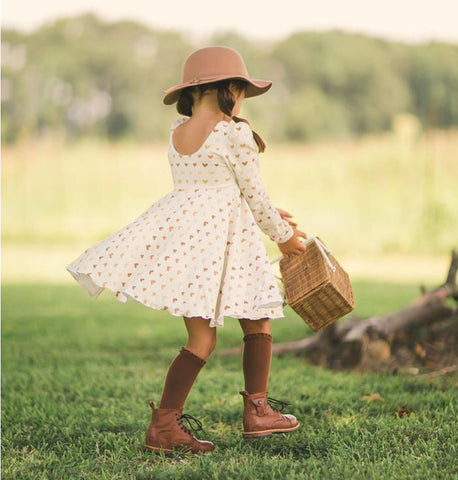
[
  {"left": 182, "top": 46, "right": 249, "bottom": 83},
  {"left": 162, "top": 45, "right": 272, "bottom": 105}
]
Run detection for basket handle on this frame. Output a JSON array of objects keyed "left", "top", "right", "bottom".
[
  {"left": 270, "top": 236, "right": 337, "bottom": 306},
  {"left": 270, "top": 236, "right": 337, "bottom": 281}
]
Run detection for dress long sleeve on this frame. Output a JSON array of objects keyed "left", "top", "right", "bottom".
[{"left": 226, "top": 122, "right": 295, "bottom": 244}]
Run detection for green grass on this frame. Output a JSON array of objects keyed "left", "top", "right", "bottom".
[
  {"left": 2, "top": 129, "right": 458, "bottom": 256},
  {"left": 2, "top": 281, "right": 457, "bottom": 479}
]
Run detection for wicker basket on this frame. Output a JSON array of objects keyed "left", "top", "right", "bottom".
[{"left": 271, "top": 236, "right": 355, "bottom": 331}]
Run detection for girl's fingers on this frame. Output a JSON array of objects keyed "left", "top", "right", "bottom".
[
  {"left": 297, "top": 240, "right": 307, "bottom": 252},
  {"left": 277, "top": 208, "right": 293, "bottom": 217}
]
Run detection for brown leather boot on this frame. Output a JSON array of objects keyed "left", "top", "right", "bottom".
[
  {"left": 239, "top": 390, "right": 301, "bottom": 438},
  {"left": 144, "top": 401, "right": 215, "bottom": 455}
]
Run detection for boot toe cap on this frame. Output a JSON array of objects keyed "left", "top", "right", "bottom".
[
  {"left": 283, "top": 413, "right": 299, "bottom": 426},
  {"left": 194, "top": 439, "right": 215, "bottom": 453}
]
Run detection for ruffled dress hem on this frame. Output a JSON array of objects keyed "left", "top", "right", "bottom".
[{"left": 66, "top": 267, "right": 286, "bottom": 328}]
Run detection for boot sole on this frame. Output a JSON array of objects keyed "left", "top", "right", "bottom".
[
  {"left": 144, "top": 444, "right": 213, "bottom": 455},
  {"left": 242, "top": 421, "right": 301, "bottom": 438},
  {"left": 144, "top": 444, "right": 174, "bottom": 455}
]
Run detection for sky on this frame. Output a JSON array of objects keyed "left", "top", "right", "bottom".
[{"left": 2, "top": 0, "right": 458, "bottom": 45}]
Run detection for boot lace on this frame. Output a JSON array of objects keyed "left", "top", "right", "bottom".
[
  {"left": 267, "top": 396, "right": 292, "bottom": 412},
  {"left": 177, "top": 413, "right": 204, "bottom": 435}
]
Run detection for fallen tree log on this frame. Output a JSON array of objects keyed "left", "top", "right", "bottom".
[
  {"left": 337, "top": 301, "right": 454, "bottom": 368},
  {"left": 217, "top": 249, "right": 458, "bottom": 370}
]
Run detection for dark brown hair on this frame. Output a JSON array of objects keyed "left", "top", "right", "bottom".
[{"left": 176, "top": 79, "right": 267, "bottom": 153}]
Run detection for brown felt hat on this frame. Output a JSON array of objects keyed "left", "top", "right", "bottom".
[{"left": 162, "top": 45, "right": 272, "bottom": 105}]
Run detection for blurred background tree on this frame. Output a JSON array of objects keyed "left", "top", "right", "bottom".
[{"left": 2, "top": 13, "right": 458, "bottom": 144}]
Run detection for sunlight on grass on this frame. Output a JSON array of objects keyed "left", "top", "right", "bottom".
[
  {"left": 2, "top": 129, "right": 457, "bottom": 286},
  {"left": 3, "top": 129, "right": 457, "bottom": 254}
]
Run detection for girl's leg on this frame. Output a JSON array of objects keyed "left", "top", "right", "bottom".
[
  {"left": 237, "top": 318, "right": 301, "bottom": 438},
  {"left": 238, "top": 317, "right": 271, "bottom": 335},
  {"left": 238, "top": 317, "right": 272, "bottom": 393},
  {"left": 183, "top": 315, "right": 218, "bottom": 360},
  {"left": 159, "top": 316, "right": 216, "bottom": 409}
]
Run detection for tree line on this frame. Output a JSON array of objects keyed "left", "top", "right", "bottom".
[{"left": 2, "top": 12, "right": 457, "bottom": 144}]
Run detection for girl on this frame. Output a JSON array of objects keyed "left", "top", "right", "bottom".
[{"left": 66, "top": 45, "right": 307, "bottom": 456}]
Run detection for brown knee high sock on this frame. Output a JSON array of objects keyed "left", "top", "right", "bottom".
[
  {"left": 242, "top": 332, "right": 273, "bottom": 394},
  {"left": 159, "top": 346, "right": 207, "bottom": 409}
]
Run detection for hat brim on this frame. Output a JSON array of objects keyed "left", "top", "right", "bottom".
[{"left": 162, "top": 76, "right": 272, "bottom": 105}]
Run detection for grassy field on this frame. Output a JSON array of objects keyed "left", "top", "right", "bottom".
[
  {"left": 2, "top": 130, "right": 457, "bottom": 478},
  {"left": 2, "top": 281, "right": 457, "bottom": 479},
  {"left": 2, "top": 128, "right": 458, "bottom": 256}
]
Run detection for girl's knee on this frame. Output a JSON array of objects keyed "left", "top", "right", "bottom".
[
  {"left": 205, "top": 333, "right": 217, "bottom": 354},
  {"left": 239, "top": 317, "right": 271, "bottom": 335},
  {"left": 209, "top": 336, "right": 218, "bottom": 357},
  {"left": 185, "top": 332, "right": 217, "bottom": 360}
]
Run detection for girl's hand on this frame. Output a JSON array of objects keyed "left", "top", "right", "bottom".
[
  {"left": 278, "top": 229, "right": 308, "bottom": 259},
  {"left": 277, "top": 207, "right": 298, "bottom": 228}
]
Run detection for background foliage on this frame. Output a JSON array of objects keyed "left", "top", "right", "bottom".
[{"left": 2, "top": 13, "right": 458, "bottom": 144}]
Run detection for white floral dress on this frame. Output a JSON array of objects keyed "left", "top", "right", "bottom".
[{"left": 66, "top": 117, "right": 294, "bottom": 328}]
